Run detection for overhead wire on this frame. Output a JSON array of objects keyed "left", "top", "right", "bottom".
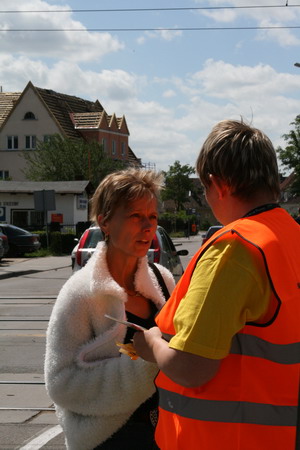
[
  {"left": 2, "top": 25, "right": 300, "bottom": 32},
  {"left": 0, "top": 4, "right": 300, "bottom": 13},
  {"left": 1, "top": 3, "right": 300, "bottom": 33}
]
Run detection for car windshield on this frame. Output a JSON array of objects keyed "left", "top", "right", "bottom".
[{"left": 84, "top": 228, "right": 103, "bottom": 248}]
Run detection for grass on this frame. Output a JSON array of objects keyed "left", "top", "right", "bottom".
[
  {"left": 169, "top": 231, "right": 185, "bottom": 238},
  {"left": 24, "top": 248, "right": 53, "bottom": 258}
]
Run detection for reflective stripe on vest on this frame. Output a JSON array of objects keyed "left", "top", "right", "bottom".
[
  {"left": 164, "top": 332, "right": 300, "bottom": 365},
  {"left": 158, "top": 387, "right": 298, "bottom": 426},
  {"left": 231, "top": 334, "right": 300, "bottom": 365}
]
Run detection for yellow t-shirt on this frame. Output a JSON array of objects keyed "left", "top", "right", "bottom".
[{"left": 169, "top": 238, "right": 271, "bottom": 359}]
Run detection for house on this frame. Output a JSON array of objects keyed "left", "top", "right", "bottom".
[
  {"left": 0, "top": 81, "right": 141, "bottom": 181},
  {"left": 279, "top": 172, "right": 300, "bottom": 217},
  {"left": 0, "top": 180, "right": 93, "bottom": 230}
]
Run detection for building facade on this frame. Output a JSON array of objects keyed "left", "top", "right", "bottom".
[
  {"left": 0, "top": 181, "right": 92, "bottom": 229},
  {"left": 0, "top": 81, "right": 140, "bottom": 181}
]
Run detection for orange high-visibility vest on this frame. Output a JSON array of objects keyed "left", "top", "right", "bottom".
[{"left": 155, "top": 207, "right": 300, "bottom": 450}]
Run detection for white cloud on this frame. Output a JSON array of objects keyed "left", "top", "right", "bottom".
[
  {"left": 190, "top": 59, "right": 300, "bottom": 99},
  {"left": 163, "top": 90, "right": 176, "bottom": 98},
  {"left": 193, "top": 0, "right": 300, "bottom": 47},
  {"left": 0, "top": 0, "right": 124, "bottom": 61},
  {"left": 136, "top": 36, "right": 146, "bottom": 45},
  {"left": 142, "top": 28, "right": 182, "bottom": 42}
]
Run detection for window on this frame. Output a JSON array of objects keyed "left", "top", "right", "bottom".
[
  {"left": 25, "top": 135, "right": 36, "bottom": 149},
  {"left": 11, "top": 210, "right": 44, "bottom": 228},
  {"left": 0, "top": 170, "right": 9, "bottom": 180},
  {"left": 101, "top": 138, "right": 107, "bottom": 152},
  {"left": 7, "top": 136, "right": 18, "bottom": 150},
  {"left": 112, "top": 140, "right": 116, "bottom": 155},
  {"left": 24, "top": 111, "right": 36, "bottom": 120},
  {"left": 121, "top": 142, "right": 126, "bottom": 157}
]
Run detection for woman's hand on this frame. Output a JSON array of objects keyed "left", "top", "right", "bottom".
[{"left": 133, "top": 326, "right": 163, "bottom": 362}]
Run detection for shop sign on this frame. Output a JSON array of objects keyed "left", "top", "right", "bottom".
[
  {"left": 77, "top": 195, "right": 88, "bottom": 210},
  {"left": 51, "top": 213, "right": 63, "bottom": 223}
]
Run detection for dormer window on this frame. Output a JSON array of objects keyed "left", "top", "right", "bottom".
[{"left": 24, "top": 111, "right": 36, "bottom": 120}]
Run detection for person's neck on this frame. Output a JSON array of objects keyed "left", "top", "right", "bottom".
[
  {"left": 222, "top": 194, "right": 278, "bottom": 225},
  {"left": 106, "top": 245, "right": 139, "bottom": 292}
]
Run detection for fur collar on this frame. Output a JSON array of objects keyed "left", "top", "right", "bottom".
[{"left": 90, "top": 241, "right": 166, "bottom": 309}]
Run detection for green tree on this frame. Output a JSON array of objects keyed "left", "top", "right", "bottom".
[
  {"left": 162, "top": 160, "right": 195, "bottom": 211},
  {"left": 277, "top": 115, "right": 300, "bottom": 194},
  {"left": 22, "top": 135, "right": 126, "bottom": 188}
]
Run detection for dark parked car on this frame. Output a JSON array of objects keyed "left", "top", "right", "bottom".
[
  {"left": 0, "top": 237, "right": 5, "bottom": 260},
  {"left": 0, "top": 231, "right": 9, "bottom": 257},
  {"left": 0, "top": 224, "right": 41, "bottom": 256},
  {"left": 71, "top": 225, "right": 188, "bottom": 283},
  {"left": 202, "top": 225, "right": 223, "bottom": 245}
]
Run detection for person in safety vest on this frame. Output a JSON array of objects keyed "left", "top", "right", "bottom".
[{"left": 134, "top": 119, "right": 300, "bottom": 450}]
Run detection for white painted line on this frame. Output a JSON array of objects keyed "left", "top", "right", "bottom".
[{"left": 19, "top": 425, "right": 62, "bottom": 449}]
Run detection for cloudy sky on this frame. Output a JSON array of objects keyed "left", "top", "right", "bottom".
[{"left": 1, "top": 0, "right": 300, "bottom": 172}]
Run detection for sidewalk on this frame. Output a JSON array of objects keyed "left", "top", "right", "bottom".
[{"left": 0, "top": 255, "right": 71, "bottom": 280}]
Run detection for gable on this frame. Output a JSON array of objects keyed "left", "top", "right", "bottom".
[
  {"left": 0, "top": 83, "right": 62, "bottom": 138},
  {"left": 0, "top": 92, "right": 22, "bottom": 129}
]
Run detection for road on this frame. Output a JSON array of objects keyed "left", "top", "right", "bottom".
[{"left": 0, "top": 235, "right": 202, "bottom": 449}]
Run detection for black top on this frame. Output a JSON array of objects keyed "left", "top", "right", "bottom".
[
  {"left": 125, "top": 301, "right": 158, "bottom": 343},
  {"left": 124, "top": 303, "right": 159, "bottom": 424}
]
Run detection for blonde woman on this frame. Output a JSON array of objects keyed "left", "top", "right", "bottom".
[{"left": 45, "top": 168, "right": 175, "bottom": 450}]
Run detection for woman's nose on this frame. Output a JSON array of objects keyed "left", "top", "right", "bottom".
[{"left": 141, "top": 216, "right": 153, "bottom": 230}]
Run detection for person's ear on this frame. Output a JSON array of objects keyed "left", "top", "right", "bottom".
[
  {"left": 97, "top": 214, "right": 108, "bottom": 234},
  {"left": 209, "top": 174, "right": 229, "bottom": 199}
]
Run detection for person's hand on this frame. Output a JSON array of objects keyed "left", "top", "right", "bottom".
[{"left": 133, "top": 326, "right": 162, "bottom": 362}]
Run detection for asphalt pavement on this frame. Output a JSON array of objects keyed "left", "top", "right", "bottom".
[
  {"left": 0, "top": 235, "right": 203, "bottom": 448},
  {"left": 0, "top": 255, "right": 72, "bottom": 449},
  {"left": 0, "top": 255, "right": 71, "bottom": 281}
]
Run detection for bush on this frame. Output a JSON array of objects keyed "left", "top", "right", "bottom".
[
  {"left": 36, "top": 231, "right": 76, "bottom": 255},
  {"left": 49, "top": 232, "right": 62, "bottom": 255},
  {"left": 200, "top": 219, "right": 212, "bottom": 231}
]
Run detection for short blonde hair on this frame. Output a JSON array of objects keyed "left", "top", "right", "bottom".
[
  {"left": 90, "top": 168, "right": 164, "bottom": 223},
  {"left": 196, "top": 119, "right": 280, "bottom": 201}
]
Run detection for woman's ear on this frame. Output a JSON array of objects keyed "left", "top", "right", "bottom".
[
  {"left": 97, "top": 214, "right": 108, "bottom": 234},
  {"left": 209, "top": 174, "right": 229, "bottom": 199}
]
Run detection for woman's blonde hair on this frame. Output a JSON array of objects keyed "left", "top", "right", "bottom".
[
  {"left": 90, "top": 167, "right": 164, "bottom": 224},
  {"left": 196, "top": 119, "right": 280, "bottom": 201}
]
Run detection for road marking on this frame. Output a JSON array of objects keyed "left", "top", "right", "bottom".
[
  {"left": 0, "top": 333, "right": 46, "bottom": 337},
  {"left": 19, "top": 425, "right": 62, "bottom": 449}
]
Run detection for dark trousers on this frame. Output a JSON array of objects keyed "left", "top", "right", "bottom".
[{"left": 94, "top": 421, "right": 159, "bottom": 450}]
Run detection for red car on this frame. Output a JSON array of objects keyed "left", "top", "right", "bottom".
[
  {"left": 71, "top": 225, "right": 188, "bottom": 283},
  {"left": 0, "top": 231, "right": 9, "bottom": 258}
]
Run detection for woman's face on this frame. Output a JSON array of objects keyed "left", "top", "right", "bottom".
[{"left": 100, "top": 195, "right": 158, "bottom": 259}]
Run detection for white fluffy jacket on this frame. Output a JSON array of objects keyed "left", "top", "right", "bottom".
[{"left": 44, "top": 242, "right": 175, "bottom": 450}]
